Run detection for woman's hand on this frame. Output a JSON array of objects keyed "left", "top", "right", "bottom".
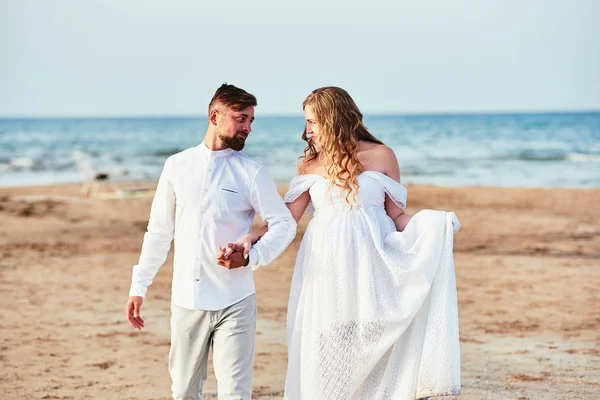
[
  {"left": 393, "top": 212, "right": 413, "bottom": 232},
  {"left": 221, "top": 225, "right": 267, "bottom": 259},
  {"left": 225, "top": 233, "right": 253, "bottom": 259}
]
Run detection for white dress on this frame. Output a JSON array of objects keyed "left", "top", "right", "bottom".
[{"left": 282, "top": 171, "right": 461, "bottom": 400}]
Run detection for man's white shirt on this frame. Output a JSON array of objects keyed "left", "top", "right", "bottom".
[{"left": 129, "top": 143, "right": 296, "bottom": 310}]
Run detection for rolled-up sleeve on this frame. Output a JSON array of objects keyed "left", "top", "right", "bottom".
[
  {"left": 247, "top": 167, "right": 297, "bottom": 271},
  {"left": 129, "top": 157, "right": 176, "bottom": 297}
]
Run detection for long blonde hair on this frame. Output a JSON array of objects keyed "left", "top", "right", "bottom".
[{"left": 298, "top": 86, "right": 383, "bottom": 204}]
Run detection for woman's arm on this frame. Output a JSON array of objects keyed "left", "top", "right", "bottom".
[
  {"left": 286, "top": 190, "right": 311, "bottom": 224},
  {"left": 380, "top": 146, "right": 413, "bottom": 232},
  {"left": 249, "top": 189, "right": 310, "bottom": 239}
]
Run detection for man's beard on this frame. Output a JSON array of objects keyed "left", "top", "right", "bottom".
[{"left": 218, "top": 132, "right": 246, "bottom": 151}]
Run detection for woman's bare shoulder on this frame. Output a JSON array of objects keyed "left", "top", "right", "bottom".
[
  {"left": 359, "top": 143, "right": 399, "bottom": 175},
  {"left": 297, "top": 156, "right": 321, "bottom": 176}
]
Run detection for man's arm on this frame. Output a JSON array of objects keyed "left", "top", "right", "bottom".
[
  {"left": 246, "top": 167, "right": 297, "bottom": 270},
  {"left": 126, "top": 157, "right": 176, "bottom": 329}
]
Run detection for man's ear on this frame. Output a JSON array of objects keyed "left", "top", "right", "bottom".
[{"left": 209, "top": 109, "right": 220, "bottom": 126}]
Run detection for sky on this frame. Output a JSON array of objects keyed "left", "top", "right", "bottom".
[{"left": 1, "top": 0, "right": 599, "bottom": 117}]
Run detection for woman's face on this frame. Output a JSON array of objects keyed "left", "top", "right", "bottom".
[{"left": 304, "top": 105, "right": 321, "bottom": 150}]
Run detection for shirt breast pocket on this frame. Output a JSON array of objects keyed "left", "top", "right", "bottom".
[{"left": 216, "top": 187, "right": 249, "bottom": 217}]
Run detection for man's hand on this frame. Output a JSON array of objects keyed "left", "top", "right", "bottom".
[
  {"left": 217, "top": 243, "right": 249, "bottom": 269},
  {"left": 125, "top": 296, "right": 145, "bottom": 330}
]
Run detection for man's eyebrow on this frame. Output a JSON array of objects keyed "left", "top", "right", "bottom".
[{"left": 235, "top": 113, "right": 254, "bottom": 121}]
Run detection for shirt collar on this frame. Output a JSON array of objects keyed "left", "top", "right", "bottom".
[{"left": 198, "top": 142, "right": 234, "bottom": 158}]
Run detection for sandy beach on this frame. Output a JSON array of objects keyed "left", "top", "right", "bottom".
[{"left": 0, "top": 181, "right": 599, "bottom": 400}]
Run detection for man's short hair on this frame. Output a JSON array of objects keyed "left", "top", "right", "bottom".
[{"left": 208, "top": 83, "right": 257, "bottom": 113}]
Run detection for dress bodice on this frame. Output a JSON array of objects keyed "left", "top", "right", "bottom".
[{"left": 284, "top": 170, "right": 408, "bottom": 213}]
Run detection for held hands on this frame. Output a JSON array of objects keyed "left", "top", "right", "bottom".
[
  {"left": 216, "top": 227, "right": 267, "bottom": 269},
  {"left": 126, "top": 296, "right": 145, "bottom": 330},
  {"left": 225, "top": 233, "right": 254, "bottom": 258},
  {"left": 217, "top": 232, "right": 256, "bottom": 269},
  {"left": 217, "top": 243, "right": 249, "bottom": 269}
]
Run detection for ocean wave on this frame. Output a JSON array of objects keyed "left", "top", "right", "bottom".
[
  {"left": 507, "top": 151, "right": 600, "bottom": 162},
  {"left": 465, "top": 150, "right": 600, "bottom": 162},
  {"left": 401, "top": 166, "right": 455, "bottom": 177},
  {"left": 512, "top": 150, "right": 567, "bottom": 161},
  {"left": 416, "top": 149, "right": 573, "bottom": 163},
  {"left": 10, "top": 157, "right": 36, "bottom": 168},
  {"left": 566, "top": 153, "right": 600, "bottom": 162},
  {"left": 151, "top": 148, "right": 184, "bottom": 157}
]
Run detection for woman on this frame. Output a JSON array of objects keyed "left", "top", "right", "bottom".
[{"left": 233, "top": 87, "right": 460, "bottom": 399}]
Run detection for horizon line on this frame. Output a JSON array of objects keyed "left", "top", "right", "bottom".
[{"left": 1, "top": 108, "right": 599, "bottom": 120}]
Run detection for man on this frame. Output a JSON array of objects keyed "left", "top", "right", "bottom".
[{"left": 125, "top": 84, "right": 297, "bottom": 400}]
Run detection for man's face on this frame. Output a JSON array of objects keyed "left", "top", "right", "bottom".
[{"left": 217, "top": 106, "right": 255, "bottom": 151}]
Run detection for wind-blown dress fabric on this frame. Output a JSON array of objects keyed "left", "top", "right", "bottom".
[{"left": 282, "top": 171, "right": 461, "bottom": 400}]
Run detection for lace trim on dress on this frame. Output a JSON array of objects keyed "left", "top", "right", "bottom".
[
  {"left": 363, "top": 171, "right": 408, "bottom": 210},
  {"left": 283, "top": 174, "right": 322, "bottom": 214}
]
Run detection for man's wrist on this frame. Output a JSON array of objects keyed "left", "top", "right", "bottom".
[
  {"left": 248, "top": 248, "right": 259, "bottom": 269},
  {"left": 129, "top": 283, "right": 148, "bottom": 298}
]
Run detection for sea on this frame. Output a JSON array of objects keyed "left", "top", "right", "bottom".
[{"left": 0, "top": 112, "right": 599, "bottom": 188}]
